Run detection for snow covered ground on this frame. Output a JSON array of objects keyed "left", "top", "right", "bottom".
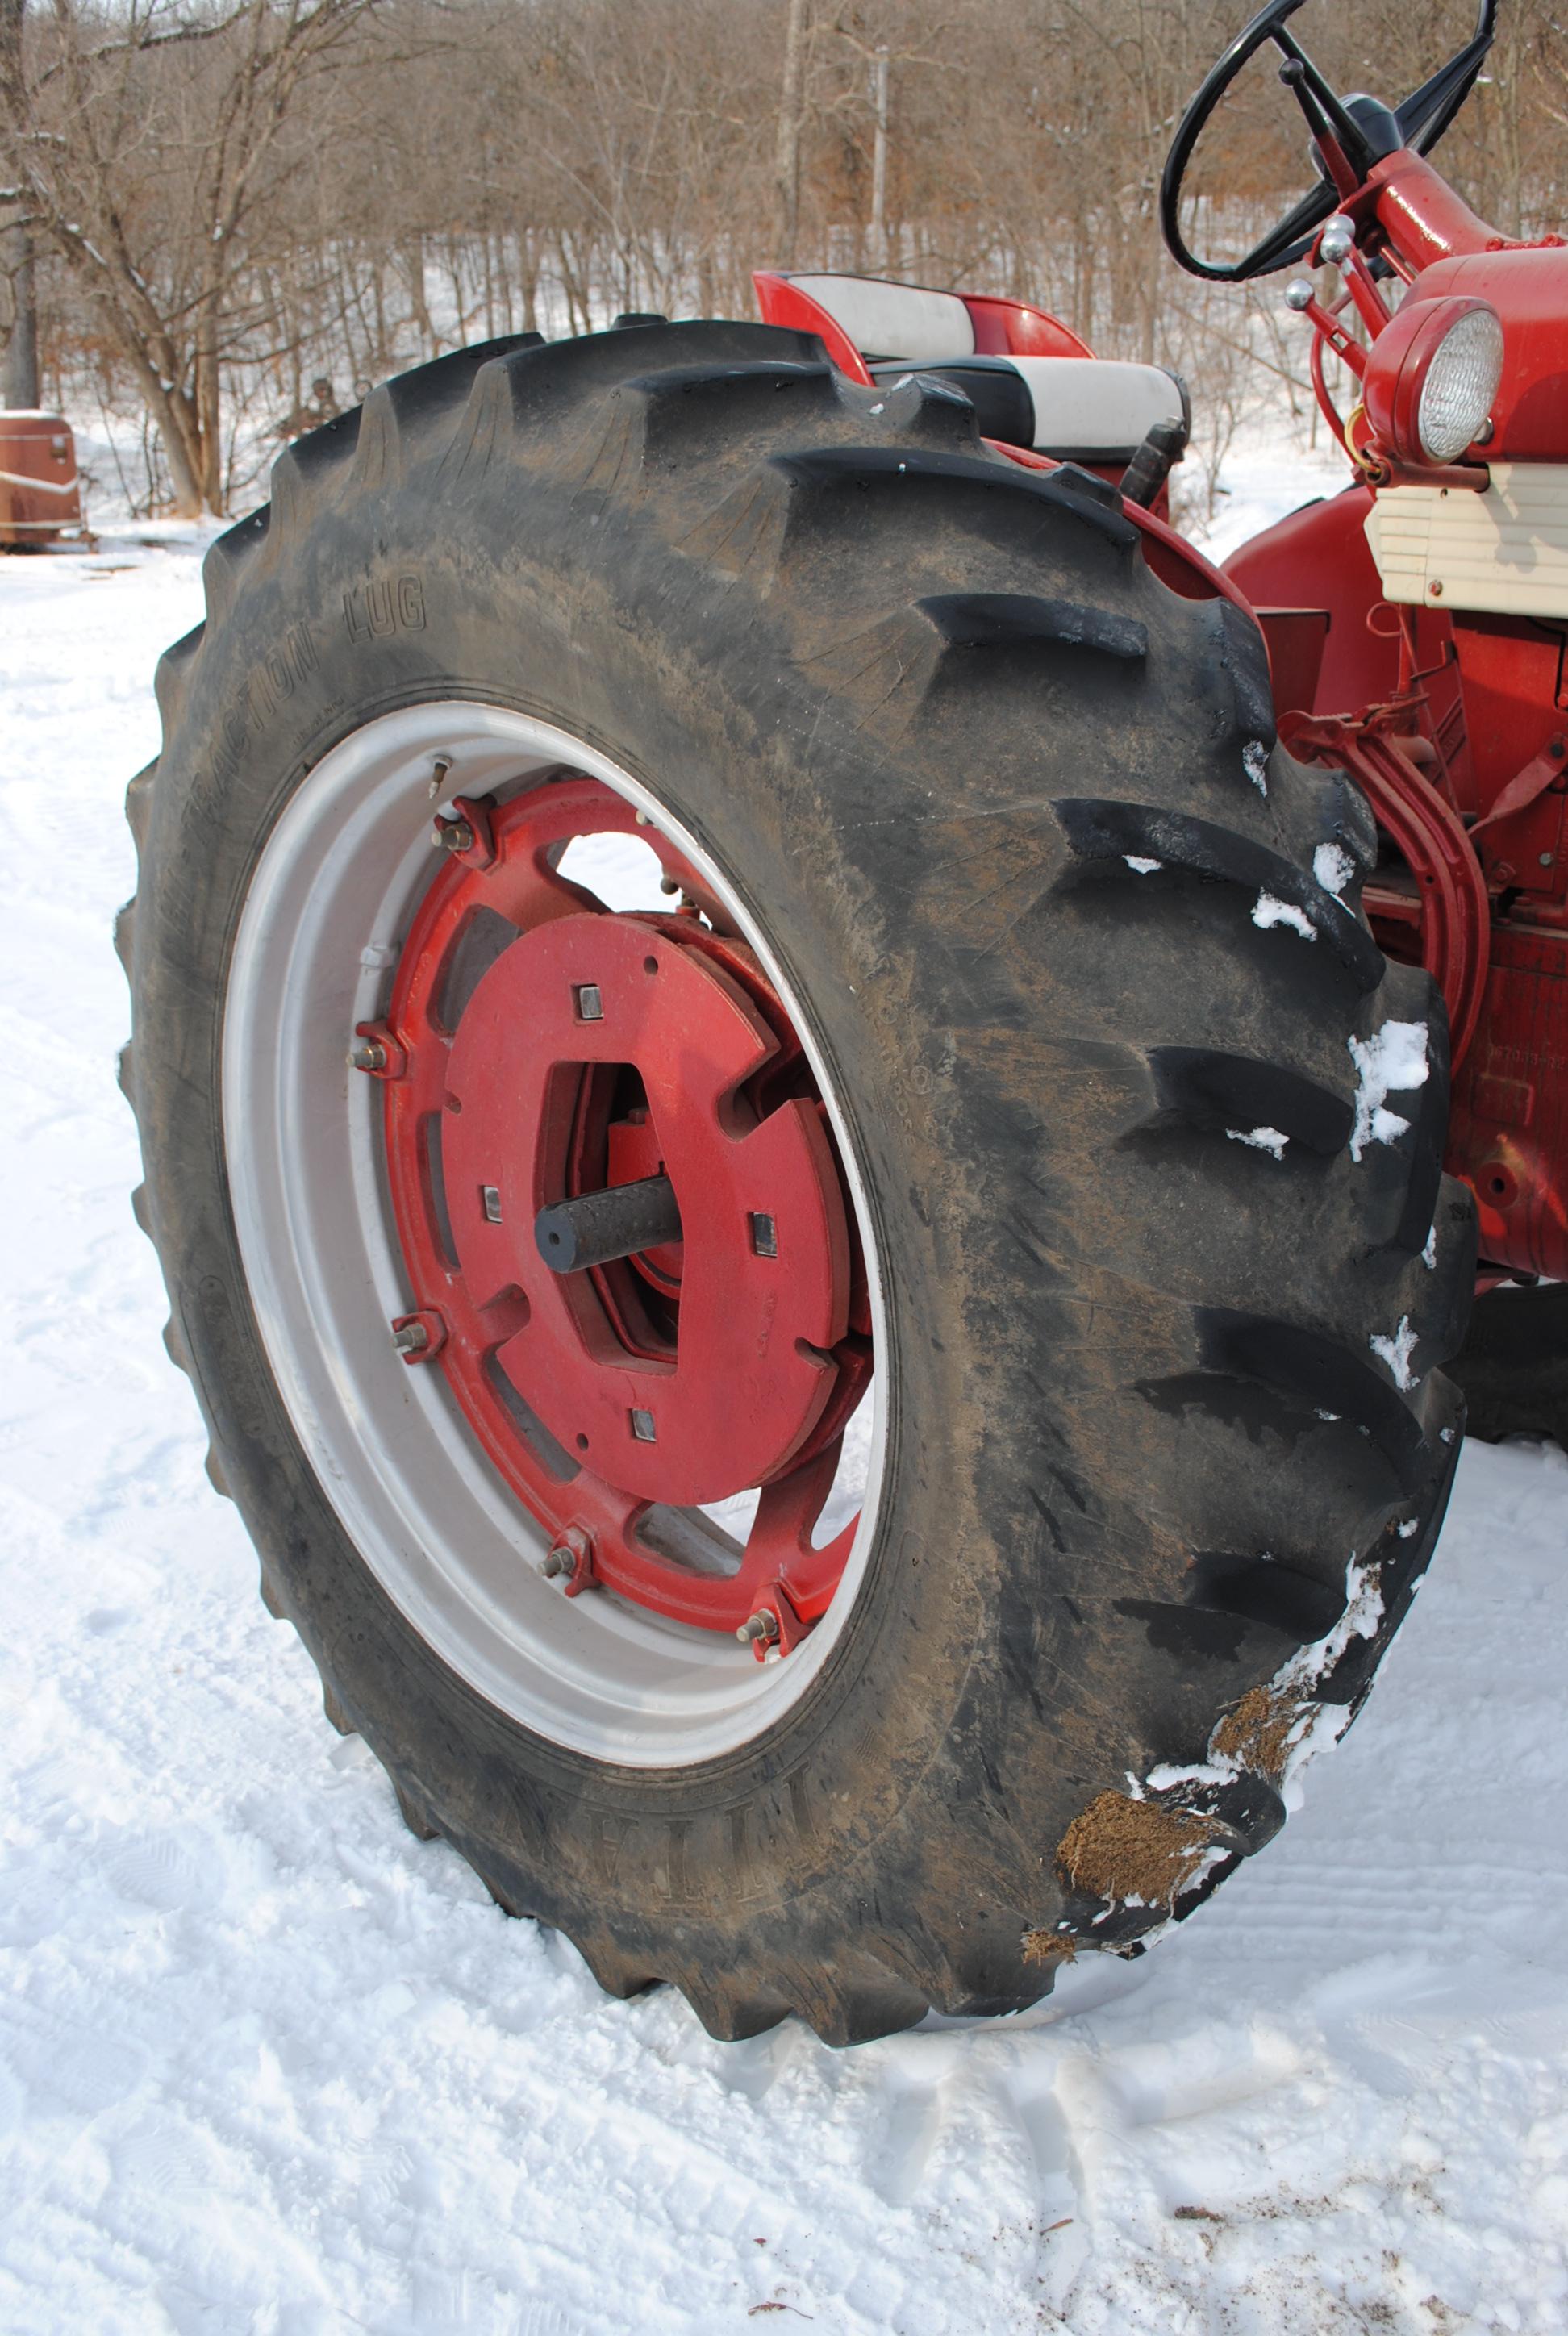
[{"left": 3, "top": 444, "right": 1567, "bottom": 2336}]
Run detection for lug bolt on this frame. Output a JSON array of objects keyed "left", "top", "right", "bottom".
[
  {"left": 434, "top": 816, "right": 475, "bottom": 853},
  {"left": 348, "top": 1038, "right": 387, "bottom": 1073},
  {"left": 736, "top": 1608, "right": 778, "bottom": 1647},
  {"left": 391, "top": 1320, "right": 430, "bottom": 1356},
  {"left": 541, "top": 1545, "right": 577, "bottom": 1579}
]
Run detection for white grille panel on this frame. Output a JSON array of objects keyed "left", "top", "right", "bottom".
[{"left": 1364, "top": 463, "right": 1568, "bottom": 619}]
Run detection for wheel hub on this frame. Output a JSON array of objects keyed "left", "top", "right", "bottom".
[
  {"left": 373, "top": 774, "right": 873, "bottom": 1642},
  {"left": 444, "top": 908, "right": 848, "bottom": 1504}
]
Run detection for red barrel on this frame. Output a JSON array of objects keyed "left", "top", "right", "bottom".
[{"left": 0, "top": 413, "right": 82, "bottom": 547}]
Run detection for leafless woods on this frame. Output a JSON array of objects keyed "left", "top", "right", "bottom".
[{"left": 2, "top": 0, "right": 1566, "bottom": 515}]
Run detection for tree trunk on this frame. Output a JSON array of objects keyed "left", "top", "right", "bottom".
[
  {"left": 154, "top": 384, "right": 206, "bottom": 519},
  {"left": 144, "top": 378, "right": 204, "bottom": 517},
  {"left": 869, "top": 47, "right": 890, "bottom": 277},
  {"left": 518, "top": 232, "right": 539, "bottom": 337},
  {"left": 773, "top": 0, "right": 809, "bottom": 268},
  {"left": 1, "top": 0, "right": 37, "bottom": 409},
  {"left": 195, "top": 292, "right": 223, "bottom": 511},
  {"left": 2, "top": 215, "right": 38, "bottom": 407},
  {"left": 402, "top": 236, "right": 439, "bottom": 359}
]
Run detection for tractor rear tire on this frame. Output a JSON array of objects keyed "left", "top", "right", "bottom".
[{"left": 119, "top": 321, "right": 1474, "bottom": 2045}]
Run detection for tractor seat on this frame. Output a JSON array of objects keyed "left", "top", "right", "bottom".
[
  {"left": 869, "top": 357, "right": 1188, "bottom": 466},
  {"left": 787, "top": 273, "right": 1188, "bottom": 465}
]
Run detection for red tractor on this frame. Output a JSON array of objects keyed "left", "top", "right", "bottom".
[{"left": 120, "top": 1, "right": 1545, "bottom": 2045}]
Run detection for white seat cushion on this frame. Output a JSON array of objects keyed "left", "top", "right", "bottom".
[
  {"left": 1011, "top": 359, "right": 1186, "bottom": 460},
  {"left": 789, "top": 275, "right": 976, "bottom": 363}
]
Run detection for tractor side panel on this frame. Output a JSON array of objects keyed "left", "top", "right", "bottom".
[
  {"left": 1225, "top": 484, "right": 1457, "bottom": 728},
  {"left": 1450, "top": 923, "right": 1568, "bottom": 1281},
  {"left": 1228, "top": 486, "right": 1568, "bottom": 1281}
]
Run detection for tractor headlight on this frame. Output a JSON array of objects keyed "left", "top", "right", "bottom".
[
  {"left": 1417, "top": 305, "right": 1503, "bottom": 462},
  {"left": 1362, "top": 295, "right": 1503, "bottom": 469}
]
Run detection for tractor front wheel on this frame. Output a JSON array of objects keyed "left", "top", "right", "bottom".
[
  {"left": 1451, "top": 1282, "right": 1568, "bottom": 1452},
  {"left": 119, "top": 321, "right": 1474, "bottom": 2043}
]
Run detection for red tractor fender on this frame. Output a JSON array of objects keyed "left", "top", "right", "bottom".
[{"left": 752, "top": 270, "right": 1092, "bottom": 377}]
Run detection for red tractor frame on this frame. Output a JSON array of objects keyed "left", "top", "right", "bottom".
[{"left": 759, "top": 0, "right": 1566, "bottom": 1310}]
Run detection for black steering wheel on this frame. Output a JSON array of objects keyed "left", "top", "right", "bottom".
[{"left": 1160, "top": 0, "right": 1498, "bottom": 283}]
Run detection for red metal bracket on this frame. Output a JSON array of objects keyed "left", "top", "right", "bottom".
[
  {"left": 551, "top": 1524, "right": 600, "bottom": 1599},
  {"left": 745, "top": 1582, "right": 811, "bottom": 1662},
  {"left": 391, "top": 1308, "right": 448, "bottom": 1364},
  {"left": 1283, "top": 702, "right": 1491, "bottom": 1069},
  {"left": 1470, "top": 731, "right": 1568, "bottom": 842},
  {"left": 352, "top": 1019, "right": 407, "bottom": 1080},
  {"left": 432, "top": 796, "right": 497, "bottom": 871}
]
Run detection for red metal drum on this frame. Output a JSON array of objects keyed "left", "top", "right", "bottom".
[{"left": 0, "top": 413, "right": 82, "bottom": 548}]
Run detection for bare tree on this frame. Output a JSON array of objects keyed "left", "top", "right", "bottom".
[
  {"left": 1, "top": 0, "right": 39, "bottom": 406},
  {"left": 0, "top": 218, "right": 38, "bottom": 407},
  {"left": 10, "top": 0, "right": 1566, "bottom": 512},
  {"left": 2, "top": 0, "right": 382, "bottom": 510},
  {"left": 774, "top": 0, "right": 811, "bottom": 265}
]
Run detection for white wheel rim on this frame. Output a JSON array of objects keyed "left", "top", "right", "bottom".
[{"left": 223, "top": 703, "right": 887, "bottom": 1766}]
